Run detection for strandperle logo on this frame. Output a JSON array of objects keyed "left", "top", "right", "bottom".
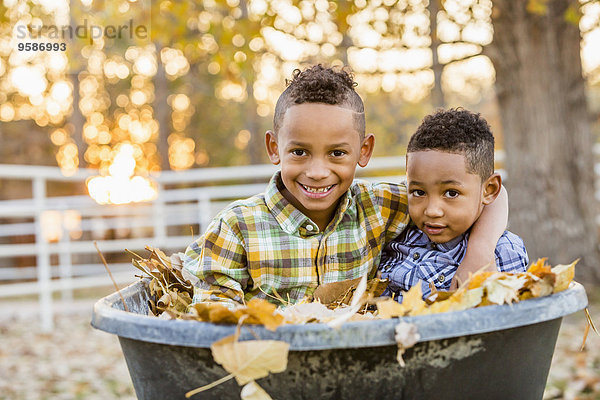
[{"left": 15, "top": 19, "right": 148, "bottom": 43}]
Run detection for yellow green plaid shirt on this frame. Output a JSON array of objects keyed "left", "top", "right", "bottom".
[{"left": 183, "top": 171, "right": 409, "bottom": 305}]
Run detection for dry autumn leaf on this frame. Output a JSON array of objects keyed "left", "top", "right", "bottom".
[
  {"left": 210, "top": 334, "right": 290, "bottom": 385},
  {"left": 240, "top": 381, "right": 273, "bottom": 400},
  {"left": 552, "top": 260, "right": 578, "bottom": 293}
]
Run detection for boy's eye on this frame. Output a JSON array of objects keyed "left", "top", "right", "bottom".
[
  {"left": 411, "top": 189, "right": 426, "bottom": 197},
  {"left": 331, "top": 150, "right": 346, "bottom": 157},
  {"left": 291, "top": 149, "right": 306, "bottom": 156},
  {"left": 445, "top": 190, "right": 459, "bottom": 198}
]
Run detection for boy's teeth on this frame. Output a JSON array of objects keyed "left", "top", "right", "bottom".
[{"left": 302, "top": 184, "right": 332, "bottom": 193}]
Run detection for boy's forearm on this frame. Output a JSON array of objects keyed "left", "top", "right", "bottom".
[{"left": 452, "top": 185, "right": 508, "bottom": 288}]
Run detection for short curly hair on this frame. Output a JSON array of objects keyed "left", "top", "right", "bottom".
[
  {"left": 407, "top": 108, "right": 495, "bottom": 180},
  {"left": 273, "top": 64, "right": 365, "bottom": 138}
]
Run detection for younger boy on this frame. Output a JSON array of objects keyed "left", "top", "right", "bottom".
[
  {"left": 379, "top": 108, "right": 529, "bottom": 301},
  {"left": 183, "top": 66, "right": 509, "bottom": 306}
]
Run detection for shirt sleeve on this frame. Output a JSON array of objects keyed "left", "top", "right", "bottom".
[
  {"left": 494, "top": 231, "right": 529, "bottom": 273},
  {"left": 183, "top": 213, "right": 251, "bottom": 306},
  {"left": 373, "top": 182, "right": 410, "bottom": 243}
]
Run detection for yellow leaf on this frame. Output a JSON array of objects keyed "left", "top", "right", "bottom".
[
  {"left": 210, "top": 335, "right": 289, "bottom": 385},
  {"left": 528, "top": 272, "right": 555, "bottom": 298},
  {"left": 402, "top": 283, "right": 427, "bottom": 315},
  {"left": 468, "top": 271, "right": 494, "bottom": 290},
  {"left": 241, "top": 381, "right": 273, "bottom": 400},
  {"left": 244, "top": 299, "right": 285, "bottom": 331},
  {"left": 527, "top": 258, "right": 550, "bottom": 276},
  {"left": 376, "top": 298, "right": 405, "bottom": 319},
  {"left": 552, "top": 259, "right": 578, "bottom": 293},
  {"left": 484, "top": 274, "right": 528, "bottom": 305}
]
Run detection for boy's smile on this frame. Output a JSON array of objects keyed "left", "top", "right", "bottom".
[
  {"left": 407, "top": 150, "right": 499, "bottom": 243},
  {"left": 266, "top": 103, "right": 374, "bottom": 231}
]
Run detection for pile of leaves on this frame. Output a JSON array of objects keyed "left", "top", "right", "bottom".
[
  {"left": 130, "top": 247, "right": 576, "bottom": 325},
  {"left": 126, "top": 247, "right": 578, "bottom": 399}
]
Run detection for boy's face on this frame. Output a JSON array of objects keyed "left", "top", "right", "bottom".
[
  {"left": 406, "top": 150, "right": 500, "bottom": 243},
  {"left": 265, "top": 103, "right": 374, "bottom": 230}
]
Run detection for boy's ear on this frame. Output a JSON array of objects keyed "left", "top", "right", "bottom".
[
  {"left": 265, "top": 130, "right": 280, "bottom": 165},
  {"left": 358, "top": 133, "right": 375, "bottom": 167},
  {"left": 482, "top": 173, "right": 502, "bottom": 205}
]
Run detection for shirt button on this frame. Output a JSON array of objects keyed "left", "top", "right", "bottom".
[
  {"left": 413, "top": 252, "right": 420, "bottom": 260},
  {"left": 438, "top": 274, "right": 445, "bottom": 283},
  {"left": 306, "top": 225, "right": 314, "bottom": 231}
]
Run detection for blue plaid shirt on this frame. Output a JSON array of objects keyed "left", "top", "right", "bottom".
[{"left": 379, "top": 226, "right": 528, "bottom": 301}]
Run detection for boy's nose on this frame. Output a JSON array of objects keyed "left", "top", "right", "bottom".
[
  {"left": 305, "top": 160, "right": 330, "bottom": 180},
  {"left": 424, "top": 199, "right": 444, "bottom": 218}
]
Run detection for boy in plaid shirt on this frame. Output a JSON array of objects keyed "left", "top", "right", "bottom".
[
  {"left": 379, "top": 108, "right": 529, "bottom": 301},
  {"left": 183, "top": 66, "right": 509, "bottom": 306}
]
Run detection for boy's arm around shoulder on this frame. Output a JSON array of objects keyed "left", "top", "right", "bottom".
[
  {"left": 183, "top": 211, "right": 250, "bottom": 306},
  {"left": 369, "top": 181, "right": 410, "bottom": 242},
  {"left": 451, "top": 185, "right": 508, "bottom": 289}
]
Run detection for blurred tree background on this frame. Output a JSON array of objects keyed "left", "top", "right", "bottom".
[{"left": 0, "top": 0, "right": 599, "bottom": 280}]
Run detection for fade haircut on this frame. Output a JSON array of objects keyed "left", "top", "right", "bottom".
[
  {"left": 407, "top": 108, "right": 495, "bottom": 180},
  {"left": 273, "top": 64, "right": 366, "bottom": 138}
]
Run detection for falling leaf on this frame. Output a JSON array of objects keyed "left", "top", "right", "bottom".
[
  {"left": 552, "top": 259, "right": 578, "bottom": 293},
  {"left": 210, "top": 334, "right": 289, "bottom": 385},
  {"left": 240, "top": 381, "right": 272, "bottom": 400}
]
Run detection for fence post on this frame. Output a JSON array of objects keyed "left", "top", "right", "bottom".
[
  {"left": 58, "top": 221, "right": 73, "bottom": 302},
  {"left": 198, "top": 192, "right": 211, "bottom": 234},
  {"left": 33, "top": 176, "right": 53, "bottom": 332},
  {"left": 153, "top": 183, "right": 166, "bottom": 246}
]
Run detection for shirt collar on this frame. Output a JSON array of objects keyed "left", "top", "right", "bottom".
[
  {"left": 406, "top": 226, "right": 467, "bottom": 251},
  {"left": 264, "top": 171, "right": 354, "bottom": 235}
]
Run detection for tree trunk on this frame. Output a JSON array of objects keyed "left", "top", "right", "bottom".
[
  {"left": 154, "top": 53, "right": 171, "bottom": 170},
  {"left": 429, "top": 0, "right": 445, "bottom": 109},
  {"left": 488, "top": 0, "right": 600, "bottom": 283}
]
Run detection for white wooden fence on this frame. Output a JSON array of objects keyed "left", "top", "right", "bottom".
[{"left": 0, "top": 156, "right": 407, "bottom": 331}]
